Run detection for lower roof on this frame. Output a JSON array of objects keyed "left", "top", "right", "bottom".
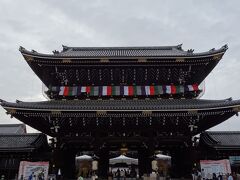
[
  {"left": 1, "top": 98, "right": 240, "bottom": 112},
  {"left": 0, "top": 133, "right": 48, "bottom": 152},
  {"left": 0, "top": 124, "right": 26, "bottom": 134},
  {"left": 200, "top": 131, "right": 240, "bottom": 149}
]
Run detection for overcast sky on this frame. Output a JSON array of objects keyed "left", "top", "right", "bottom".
[{"left": 0, "top": 0, "right": 239, "bottom": 133}]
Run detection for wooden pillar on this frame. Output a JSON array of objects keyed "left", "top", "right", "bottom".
[
  {"left": 97, "top": 147, "right": 109, "bottom": 179},
  {"left": 138, "top": 147, "right": 152, "bottom": 178},
  {"left": 171, "top": 141, "right": 195, "bottom": 178},
  {"left": 62, "top": 148, "right": 76, "bottom": 179},
  {"left": 49, "top": 138, "right": 76, "bottom": 179}
]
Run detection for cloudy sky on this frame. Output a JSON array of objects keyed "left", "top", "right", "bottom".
[{"left": 0, "top": 0, "right": 239, "bottom": 132}]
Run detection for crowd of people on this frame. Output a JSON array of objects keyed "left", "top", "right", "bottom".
[
  {"left": 192, "top": 169, "right": 240, "bottom": 180},
  {"left": 112, "top": 168, "right": 137, "bottom": 179}
]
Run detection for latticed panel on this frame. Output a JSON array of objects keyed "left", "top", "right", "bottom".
[
  {"left": 54, "top": 68, "right": 66, "bottom": 85},
  {"left": 136, "top": 68, "right": 145, "bottom": 85},
  {"left": 90, "top": 69, "right": 98, "bottom": 85},
  {"left": 158, "top": 68, "right": 168, "bottom": 84},
  {"left": 126, "top": 68, "right": 134, "bottom": 84},
  {"left": 102, "top": 68, "right": 110, "bottom": 85},
  {"left": 79, "top": 69, "right": 88, "bottom": 84},
  {"left": 67, "top": 69, "right": 74, "bottom": 85},
  {"left": 113, "top": 68, "right": 121, "bottom": 85},
  {"left": 171, "top": 68, "right": 180, "bottom": 84},
  {"left": 148, "top": 68, "right": 157, "bottom": 84}
]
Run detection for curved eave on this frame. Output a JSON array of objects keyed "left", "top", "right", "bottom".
[
  {"left": 1, "top": 99, "right": 240, "bottom": 113},
  {"left": 0, "top": 147, "right": 36, "bottom": 152},
  {"left": 19, "top": 45, "right": 228, "bottom": 60}
]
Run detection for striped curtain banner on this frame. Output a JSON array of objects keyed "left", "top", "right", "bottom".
[
  {"left": 93, "top": 86, "right": 99, "bottom": 96},
  {"left": 124, "top": 86, "right": 129, "bottom": 96},
  {"left": 90, "top": 86, "right": 95, "bottom": 96},
  {"left": 141, "top": 86, "right": 146, "bottom": 96},
  {"left": 63, "top": 86, "right": 69, "bottom": 96},
  {"left": 76, "top": 86, "right": 80, "bottom": 96},
  {"left": 55, "top": 84, "right": 200, "bottom": 96},
  {"left": 86, "top": 86, "right": 91, "bottom": 94},
  {"left": 59, "top": 86, "right": 64, "bottom": 95},
  {"left": 145, "top": 86, "right": 150, "bottom": 95},
  {"left": 171, "top": 85, "right": 176, "bottom": 94},
  {"left": 128, "top": 86, "right": 134, "bottom": 96},
  {"left": 68, "top": 87, "right": 73, "bottom": 96},
  {"left": 188, "top": 85, "right": 194, "bottom": 91},
  {"left": 133, "top": 86, "right": 137, "bottom": 96},
  {"left": 136, "top": 86, "right": 142, "bottom": 96},
  {"left": 102, "top": 86, "right": 108, "bottom": 96},
  {"left": 192, "top": 84, "right": 199, "bottom": 91},
  {"left": 166, "top": 85, "right": 171, "bottom": 94},
  {"left": 107, "top": 86, "right": 112, "bottom": 96},
  {"left": 81, "top": 86, "right": 86, "bottom": 93},
  {"left": 72, "top": 86, "right": 77, "bottom": 96},
  {"left": 112, "top": 86, "right": 120, "bottom": 96},
  {"left": 154, "top": 86, "right": 159, "bottom": 95},
  {"left": 150, "top": 86, "right": 155, "bottom": 95},
  {"left": 158, "top": 86, "right": 163, "bottom": 95}
]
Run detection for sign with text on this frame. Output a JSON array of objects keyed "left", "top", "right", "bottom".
[
  {"left": 18, "top": 161, "right": 49, "bottom": 180},
  {"left": 200, "top": 159, "right": 231, "bottom": 175}
]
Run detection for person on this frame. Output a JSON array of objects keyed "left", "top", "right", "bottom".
[
  {"left": 116, "top": 168, "right": 120, "bottom": 179},
  {"left": 120, "top": 169, "right": 125, "bottom": 180},
  {"left": 0, "top": 175, "right": 5, "bottom": 180},
  {"left": 228, "top": 174, "right": 233, "bottom": 180},
  {"left": 213, "top": 173, "right": 218, "bottom": 180},
  {"left": 20, "top": 175, "right": 24, "bottom": 180},
  {"left": 206, "top": 172, "right": 212, "bottom": 180},
  {"left": 28, "top": 172, "right": 34, "bottom": 180},
  {"left": 218, "top": 172, "right": 223, "bottom": 180},
  {"left": 201, "top": 169, "right": 206, "bottom": 180},
  {"left": 77, "top": 176, "right": 83, "bottom": 180}
]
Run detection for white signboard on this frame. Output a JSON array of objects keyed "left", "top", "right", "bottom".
[
  {"left": 200, "top": 159, "right": 231, "bottom": 176},
  {"left": 18, "top": 161, "right": 49, "bottom": 180}
]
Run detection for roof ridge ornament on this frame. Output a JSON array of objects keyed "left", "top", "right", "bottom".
[
  {"left": 53, "top": 50, "right": 59, "bottom": 54},
  {"left": 225, "top": 97, "right": 232, "bottom": 102},
  {"left": 19, "top": 46, "right": 25, "bottom": 52},
  {"left": 176, "top": 44, "right": 183, "bottom": 50},
  {"left": 222, "top": 44, "right": 228, "bottom": 50},
  {"left": 16, "top": 100, "right": 22, "bottom": 103},
  {"left": 62, "top": 45, "right": 69, "bottom": 52},
  {"left": 187, "top": 49, "right": 194, "bottom": 53}
]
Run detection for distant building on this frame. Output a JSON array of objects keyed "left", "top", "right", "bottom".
[{"left": 0, "top": 124, "right": 49, "bottom": 179}]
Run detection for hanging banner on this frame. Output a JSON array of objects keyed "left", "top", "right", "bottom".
[
  {"left": 200, "top": 159, "right": 231, "bottom": 177},
  {"left": 54, "top": 84, "right": 200, "bottom": 97},
  {"left": 18, "top": 161, "right": 49, "bottom": 180}
]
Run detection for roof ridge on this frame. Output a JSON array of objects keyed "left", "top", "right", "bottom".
[
  {"left": 63, "top": 45, "right": 181, "bottom": 51},
  {"left": 207, "top": 131, "right": 240, "bottom": 134},
  {"left": 0, "top": 123, "right": 25, "bottom": 127},
  {"left": 0, "top": 133, "right": 42, "bottom": 136}
]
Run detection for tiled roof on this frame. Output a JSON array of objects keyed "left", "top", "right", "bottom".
[
  {"left": 19, "top": 44, "right": 228, "bottom": 58},
  {"left": 1, "top": 98, "right": 240, "bottom": 111},
  {"left": 201, "top": 131, "right": 240, "bottom": 149},
  {"left": 0, "top": 124, "right": 26, "bottom": 134},
  {"left": 0, "top": 133, "right": 48, "bottom": 152}
]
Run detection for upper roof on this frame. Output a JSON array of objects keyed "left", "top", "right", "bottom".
[
  {"left": 1, "top": 98, "right": 240, "bottom": 111},
  {"left": 0, "top": 133, "right": 48, "bottom": 152},
  {"left": 0, "top": 124, "right": 26, "bottom": 134},
  {"left": 200, "top": 131, "right": 240, "bottom": 149},
  {"left": 19, "top": 44, "right": 228, "bottom": 58}
]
